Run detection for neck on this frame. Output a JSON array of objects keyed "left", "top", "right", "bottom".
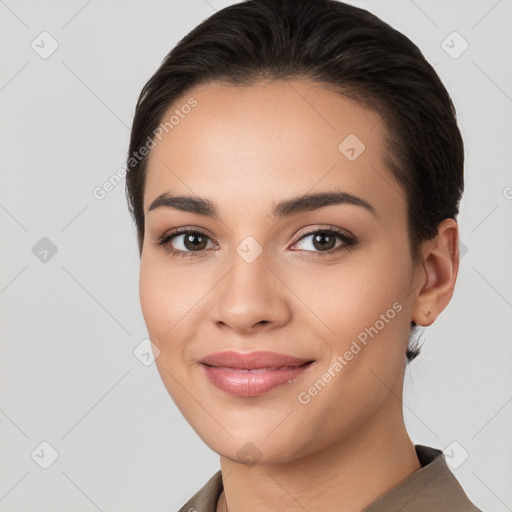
[{"left": 216, "top": 399, "right": 421, "bottom": 512}]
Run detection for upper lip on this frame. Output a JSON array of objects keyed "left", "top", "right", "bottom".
[{"left": 200, "top": 351, "right": 314, "bottom": 369}]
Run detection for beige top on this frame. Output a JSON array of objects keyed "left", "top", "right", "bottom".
[{"left": 177, "top": 445, "right": 483, "bottom": 511}]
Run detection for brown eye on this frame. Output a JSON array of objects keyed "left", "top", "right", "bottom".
[
  {"left": 156, "top": 228, "right": 215, "bottom": 257},
  {"left": 180, "top": 232, "right": 209, "bottom": 251},
  {"left": 311, "top": 232, "right": 337, "bottom": 251},
  {"left": 291, "top": 228, "right": 357, "bottom": 256}
]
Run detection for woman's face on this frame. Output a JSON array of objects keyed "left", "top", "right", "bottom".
[{"left": 139, "top": 79, "right": 426, "bottom": 463}]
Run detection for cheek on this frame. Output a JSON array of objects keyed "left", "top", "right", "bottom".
[
  {"left": 328, "top": 245, "right": 411, "bottom": 373},
  {"left": 291, "top": 244, "right": 410, "bottom": 340},
  {"left": 139, "top": 258, "right": 165, "bottom": 336},
  {"left": 138, "top": 255, "right": 184, "bottom": 347},
  {"left": 139, "top": 252, "right": 185, "bottom": 324},
  {"left": 287, "top": 241, "right": 412, "bottom": 408},
  {"left": 291, "top": 254, "right": 410, "bottom": 434},
  {"left": 138, "top": 254, "right": 208, "bottom": 360}
]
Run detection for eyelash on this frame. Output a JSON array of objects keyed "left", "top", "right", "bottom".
[{"left": 155, "top": 226, "right": 358, "bottom": 259}]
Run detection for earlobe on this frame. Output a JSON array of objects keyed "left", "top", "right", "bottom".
[{"left": 411, "top": 218, "right": 460, "bottom": 327}]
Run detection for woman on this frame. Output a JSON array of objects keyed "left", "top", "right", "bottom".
[{"left": 125, "top": 0, "right": 483, "bottom": 510}]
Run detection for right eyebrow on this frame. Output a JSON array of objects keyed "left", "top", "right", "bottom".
[{"left": 147, "top": 193, "right": 220, "bottom": 218}]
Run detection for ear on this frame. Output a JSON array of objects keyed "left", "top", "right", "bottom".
[{"left": 411, "top": 218, "right": 460, "bottom": 327}]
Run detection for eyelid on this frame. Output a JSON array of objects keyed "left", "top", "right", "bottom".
[
  {"left": 292, "top": 224, "right": 354, "bottom": 244},
  {"left": 156, "top": 225, "right": 216, "bottom": 243},
  {"left": 289, "top": 225, "right": 357, "bottom": 253},
  {"left": 156, "top": 224, "right": 357, "bottom": 257},
  {"left": 154, "top": 226, "right": 218, "bottom": 255}
]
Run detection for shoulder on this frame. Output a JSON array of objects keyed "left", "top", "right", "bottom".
[
  {"left": 177, "top": 470, "right": 223, "bottom": 512},
  {"left": 176, "top": 445, "right": 486, "bottom": 512},
  {"left": 363, "top": 444, "right": 484, "bottom": 512}
]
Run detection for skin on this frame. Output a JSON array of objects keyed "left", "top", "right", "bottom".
[{"left": 139, "top": 79, "right": 459, "bottom": 512}]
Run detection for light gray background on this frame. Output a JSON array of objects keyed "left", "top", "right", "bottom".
[{"left": 1, "top": 0, "right": 511, "bottom": 511}]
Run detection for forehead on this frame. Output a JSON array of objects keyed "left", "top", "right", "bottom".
[{"left": 143, "top": 79, "right": 405, "bottom": 221}]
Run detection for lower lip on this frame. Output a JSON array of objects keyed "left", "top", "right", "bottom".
[{"left": 201, "top": 362, "right": 314, "bottom": 397}]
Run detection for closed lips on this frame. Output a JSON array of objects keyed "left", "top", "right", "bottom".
[
  {"left": 200, "top": 350, "right": 315, "bottom": 370},
  {"left": 200, "top": 351, "right": 316, "bottom": 397},
  {"left": 207, "top": 365, "right": 312, "bottom": 373}
]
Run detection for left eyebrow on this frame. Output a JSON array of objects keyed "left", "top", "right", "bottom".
[
  {"left": 269, "top": 190, "right": 377, "bottom": 219},
  {"left": 146, "top": 190, "right": 377, "bottom": 219}
]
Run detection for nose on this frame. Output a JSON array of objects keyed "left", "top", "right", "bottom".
[{"left": 209, "top": 251, "right": 292, "bottom": 335}]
